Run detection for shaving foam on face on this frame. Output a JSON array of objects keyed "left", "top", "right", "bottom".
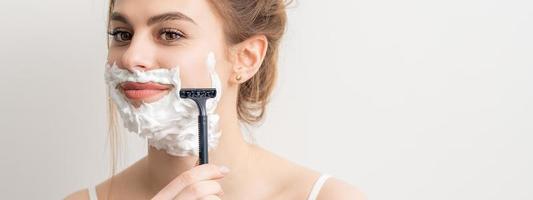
[{"left": 104, "top": 52, "right": 222, "bottom": 157}]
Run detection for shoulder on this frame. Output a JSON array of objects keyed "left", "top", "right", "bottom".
[
  {"left": 63, "top": 159, "right": 145, "bottom": 200},
  {"left": 63, "top": 178, "right": 114, "bottom": 200},
  {"left": 63, "top": 188, "right": 89, "bottom": 200},
  {"left": 316, "top": 177, "right": 367, "bottom": 200},
  {"left": 246, "top": 145, "right": 366, "bottom": 199}
]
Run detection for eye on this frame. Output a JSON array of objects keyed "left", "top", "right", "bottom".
[
  {"left": 108, "top": 29, "right": 133, "bottom": 43},
  {"left": 159, "top": 28, "right": 184, "bottom": 42}
]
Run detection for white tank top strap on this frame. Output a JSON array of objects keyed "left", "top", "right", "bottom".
[
  {"left": 87, "top": 185, "right": 98, "bottom": 200},
  {"left": 307, "top": 174, "right": 331, "bottom": 200}
]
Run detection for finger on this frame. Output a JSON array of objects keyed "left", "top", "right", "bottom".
[
  {"left": 175, "top": 180, "right": 223, "bottom": 199},
  {"left": 152, "top": 164, "right": 229, "bottom": 199},
  {"left": 198, "top": 195, "right": 222, "bottom": 200}
]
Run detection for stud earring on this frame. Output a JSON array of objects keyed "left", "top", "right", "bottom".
[{"left": 236, "top": 75, "right": 242, "bottom": 81}]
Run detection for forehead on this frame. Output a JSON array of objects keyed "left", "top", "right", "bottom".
[{"left": 112, "top": 0, "right": 215, "bottom": 26}]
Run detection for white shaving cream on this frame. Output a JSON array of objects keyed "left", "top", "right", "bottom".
[{"left": 104, "top": 52, "right": 222, "bottom": 157}]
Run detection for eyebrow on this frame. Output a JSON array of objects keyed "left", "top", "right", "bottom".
[
  {"left": 110, "top": 12, "right": 197, "bottom": 26},
  {"left": 148, "top": 12, "right": 197, "bottom": 26}
]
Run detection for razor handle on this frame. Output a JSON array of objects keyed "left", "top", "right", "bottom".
[{"left": 198, "top": 115, "right": 209, "bottom": 165}]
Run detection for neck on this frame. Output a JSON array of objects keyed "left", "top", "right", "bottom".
[{"left": 141, "top": 105, "right": 255, "bottom": 196}]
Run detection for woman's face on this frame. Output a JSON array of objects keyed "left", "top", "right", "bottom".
[{"left": 107, "top": 0, "right": 232, "bottom": 103}]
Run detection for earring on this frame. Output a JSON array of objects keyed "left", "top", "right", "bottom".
[{"left": 236, "top": 74, "right": 242, "bottom": 81}]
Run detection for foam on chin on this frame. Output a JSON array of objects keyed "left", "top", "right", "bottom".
[{"left": 104, "top": 52, "right": 222, "bottom": 157}]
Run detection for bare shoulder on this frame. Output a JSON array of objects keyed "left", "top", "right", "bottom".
[
  {"left": 64, "top": 158, "right": 146, "bottom": 200},
  {"left": 63, "top": 188, "right": 89, "bottom": 200},
  {"left": 250, "top": 145, "right": 365, "bottom": 199},
  {"left": 63, "top": 177, "right": 115, "bottom": 200},
  {"left": 317, "top": 177, "right": 367, "bottom": 200}
]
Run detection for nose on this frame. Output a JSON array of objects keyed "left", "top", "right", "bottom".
[{"left": 120, "top": 31, "right": 158, "bottom": 72}]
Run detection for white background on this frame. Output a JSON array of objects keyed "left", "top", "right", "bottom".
[{"left": 0, "top": 0, "right": 532, "bottom": 199}]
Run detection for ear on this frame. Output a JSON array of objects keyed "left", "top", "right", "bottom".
[{"left": 230, "top": 34, "right": 268, "bottom": 84}]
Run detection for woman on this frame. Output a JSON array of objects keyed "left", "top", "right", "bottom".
[{"left": 66, "top": 0, "right": 365, "bottom": 199}]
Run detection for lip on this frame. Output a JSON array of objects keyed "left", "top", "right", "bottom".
[{"left": 120, "top": 82, "right": 172, "bottom": 101}]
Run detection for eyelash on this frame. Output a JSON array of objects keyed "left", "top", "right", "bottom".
[
  {"left": 107, "top": 28, "right": 186, "bottom": 44},
  {"left": 158, "top": 28, "right": 186, "bottom": 41},
  {"left": 107, "top": 29, "right": 132, "bottom": 43}
]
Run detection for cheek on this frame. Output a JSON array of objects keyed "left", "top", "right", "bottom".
[
  {"left": 158, "top": 48, "right": 214, "bottom": 88},
  {"left": 180, "top": 56, "right": 211, "bottom": 88},
  {"left": 177, "top": 52, "right": 234, "bottom": 93},
  {"left": 107, "top": 48, "right": 122, "bottom": 64},
  {"left": 212, "top": 54, "right": 233, "bottom": 89}
]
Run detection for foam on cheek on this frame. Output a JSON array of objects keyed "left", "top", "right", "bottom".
[
  {"left": 103, "top": 51, "right": 223, "bottom": 157},
  {"left": 206, "top": 52, "right": 222, "bottom": 111}
]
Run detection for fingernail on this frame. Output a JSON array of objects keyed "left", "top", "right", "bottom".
[{"left": 218, "top": 165, "right": 230, "bottom": 174}]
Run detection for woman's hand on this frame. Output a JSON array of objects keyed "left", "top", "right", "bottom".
[{"left": 151, "top": 164, "right": 230, "bottom": 200}]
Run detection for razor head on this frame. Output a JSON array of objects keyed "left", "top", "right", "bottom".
[
  {"left": 179, "top": 88, "right": 217, "bottom": 99},
  {"left": 179, "top": 88, "right": 217, "bottom": 117}
]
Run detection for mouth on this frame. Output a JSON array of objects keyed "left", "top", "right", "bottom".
[{"left": 120, "top": 82, "right": 172, "bottom": 101}]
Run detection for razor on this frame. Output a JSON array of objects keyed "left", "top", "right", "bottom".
[{"left": 179, "top": 88, "right": 217, "bottom": 165}]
